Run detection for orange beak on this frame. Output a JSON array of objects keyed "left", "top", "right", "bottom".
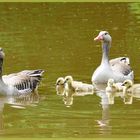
[{"left": 94, "top": 35, "right": 103, "bottom": 41}]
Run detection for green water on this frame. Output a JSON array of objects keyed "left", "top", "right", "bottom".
[{"left": 0, "top": 2, "right": 139, "bottom": 138}]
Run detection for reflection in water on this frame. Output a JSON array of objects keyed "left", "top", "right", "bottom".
[
  {"left": 62, "top": 90, "right": 94, "bottom": 107},
  {"left": 123, "top": 93, "right": 133, "bottom": 104},
  {"left": 8, "top": 91, "right": 40, "bottom": 107},
  {"left": 0, "top": 92, "right": 40, "bottom": 131},
  {"left": 0, "top": 2, "right": 140, "bottom": 137},
  {"left": 96, "top": 91, "right": 112, "bottom": 135},
  {"left": 56, "top": 82, "right": 112, "bottom": 134},
  {"left": 56, "top": 75, "right": 96, "bottom": 107},
  {"left": 95, "top": 89, "right": 111, "bottom": 133},
  {"left": 57, "top": 81, "right": 140, "bottom": 135}
]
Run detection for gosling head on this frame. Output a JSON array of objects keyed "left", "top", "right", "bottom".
[
  {"left": 64, "top": 75, "right": 73, "bottom": 85},
  {"left": 56, "top": 77, "right": 65, "bottom": 86},
  {"left": 107, "top": 79, "right": 115, "bottom": 87},
  {"left": 121, "top": 80, "right": 133, "bottom": 88},
  {"left": 94, "top": 31, "right": 112, "bottom": 44}
]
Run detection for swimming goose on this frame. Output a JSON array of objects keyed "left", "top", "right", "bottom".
[
  {"left": 56, "top": 77, "right": 66, "bottom": 95},
  {"left": 106, "top": 79, "right": 123, "bottom": 104},
  {"left": 0, "top": 48, "right": 44, "bottom": 96},
  {"left": 92, "top": 31, "right": 134, "bottom": 84},
  {"left": 105, "top": 79, "right": 116, "bottom": 104},
  {"left": 121, "top": 79, "right": 140, "bottom": 96},
  {"left": 64, "top": 75, "right": 95, "bottom": 93},
  {"left": 106, "top": 79, "right": 123, "bottom": 93},
  {"left": 121, "top": 80, "right": 134, "bottom": 104}
]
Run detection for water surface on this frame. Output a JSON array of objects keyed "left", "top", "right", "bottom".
[{"left": 0, "top": 2, "right": 140, "bottom": 138}]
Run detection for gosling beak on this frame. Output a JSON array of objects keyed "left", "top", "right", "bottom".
[{"left": 121, "top": 83, "right": 125, "bottom": 86}]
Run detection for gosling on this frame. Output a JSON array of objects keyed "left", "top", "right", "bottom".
[
  {"left": 106, "top": 79, "right": 123, "bottom": 93},
  {"left": 121, "top": 79, "right": 140, "bottom": 96},
  {"left": 56, "top": 77, "right": 66, "bottom": 95},
  {"left": 64, "top": 75, "right": 95, "bottom": 93},
  {"left": 106, "top": 79, "right": 123, "bottom": 104}
]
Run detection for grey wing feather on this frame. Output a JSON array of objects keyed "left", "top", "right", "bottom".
[
  {"left": 2, "top": 69, "right": 44, "bottom": 92},
  {"left": 110, "top": 57, "right": 130, "bottom": 66},
  {"left": 111, "top": 63, "right": 132, "bottom": 76},
  {"left": 110, "top": 57, "right": 132, "bottom": 76}
]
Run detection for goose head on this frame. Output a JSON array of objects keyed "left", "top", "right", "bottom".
[
  {"left": 64, "top": 76, "right": 73, "bottom": 85},
  {"left": 121, "top": 80, "right": 133, "bottom": 89},
  {"left": 94, "top": 31, "right": 112, "bottom": 44},
  {"left": 56, "top": 77, "right": 65, "bottom": 86}
]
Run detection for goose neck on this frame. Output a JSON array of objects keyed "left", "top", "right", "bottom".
[{"left": 101, "top": 42, "right": 110, "bottom": 65}]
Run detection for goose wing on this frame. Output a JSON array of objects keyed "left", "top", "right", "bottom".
[
  {"left": 110, "top": 57, "right": 132, "bottom": 76},
  {"left": 2, "top": 69, "right": 44, "bottom": 93},
  {"left": 110, "top": 57, "right": 130, "bottom": 66},
  {"left": 111, "top": 62, "right": 132, "bottom": 76}
]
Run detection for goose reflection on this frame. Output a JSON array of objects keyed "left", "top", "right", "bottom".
[
  {"left": 63, "top": 90, "right": 94, "bottom": 107},
  {"left": 105, "top": 79, "right": 123, "bottom": 104},
  {"left": 95, "top": 89, "right": 112, "bottom": 135},
  {"left": 56, "top": 88, "right": 94, "bottom": 107},
  {"left": 0, "top": 92, "right": 40, "bottom": 131},
  {"left": 56, "top": 75, "right": 96, "bottom": 106},
  {"left": 121, "top": 80, "right": 140, "bottom": 104}
]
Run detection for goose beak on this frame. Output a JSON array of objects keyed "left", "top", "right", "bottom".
[{"left": 94, "top": 35, "right": 103, "bottom": 41}]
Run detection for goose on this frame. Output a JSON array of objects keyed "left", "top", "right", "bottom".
[
  {"left": 56, "top": 77, "right": 66, "bottom": 95},
  {"left": 121, "top": 80, "right": 134, "bottom": 104},
  {"left": 105, "top": 79, "right": 123, "bottom": 104},
  {"left": 121, "top": 79, "right": 140, "bottom": 96},
  {"left": 64, "top": 75, "right": 95, "bottom": 93},
  {"left": 106, "top": 79, "right": 118, "bottom": 93},
  {"left": 106, "top": 79, "right": 123, "bottom": 93},
  {"left": 0, "top": 48, "right": 44, "bottom": 96},
  {"left": 92, "top": 31, "right": 134, "bottom": 84}
]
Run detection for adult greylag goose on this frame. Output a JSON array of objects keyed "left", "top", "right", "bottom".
[
  {"left": 64, "top": 75, "right": 95, "bottom": 93},
  {"left": 0, "top": 48, "right": 44, "bottom": 96},
  {"left": 92, "top": 31, "right": 134, "bottom": 84}
]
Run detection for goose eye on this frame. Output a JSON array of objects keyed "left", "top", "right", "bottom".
[{"left": 104, "top": 32, "right": 108, "bottom": 35}]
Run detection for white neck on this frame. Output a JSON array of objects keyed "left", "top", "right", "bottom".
[{"left": 101, "top": 42, "right": 111, "bottom": 66}]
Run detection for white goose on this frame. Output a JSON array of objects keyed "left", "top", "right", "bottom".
[
  {"left": 0, "top": 48, "right": 44, "bottom": 96},
  {"left": 92, "top": 31, "right": 134, "bottom": 84}
]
